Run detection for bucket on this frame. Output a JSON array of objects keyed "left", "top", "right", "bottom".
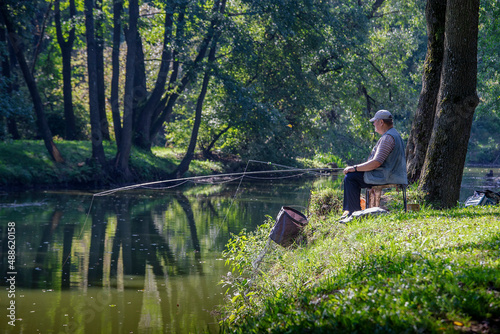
[{"left": 269, "top": 206, "right": 308, "bottom": 247}]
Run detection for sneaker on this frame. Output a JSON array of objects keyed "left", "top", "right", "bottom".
[{"left": 339, "top": 211, "right": 351, "bottom": 220}]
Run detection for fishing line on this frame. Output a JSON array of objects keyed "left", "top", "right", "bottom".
[
  {"left": 218, "top": 160, "right": 252, "bottom": 233},
  {"left": 62, "top": 160, "right": 341, "bottom": 271},
  {"left": 61, "top": 194, "right": 95, "bottom": 270},
  {"left": 93, "top": 167, "right": 339, "bottom": 197},
  {"left": 139, "top": 180, "right": 190, "bottom": 190},
  {"left": 245, "top": 172, "right": 309, "bottom": 180},
  {"left": 192, "top": 176, "right": 243, "bottom": 185},
  {"left": 212, "top": 160, "right": 337, "bottom": 242}
]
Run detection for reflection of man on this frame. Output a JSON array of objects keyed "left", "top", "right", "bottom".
[{"left": 341, "top": 110, "right": 408, "bottom": 218}]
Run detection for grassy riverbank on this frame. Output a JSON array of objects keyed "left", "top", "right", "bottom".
[
  {"left": 220, "top": 187, "right": 500, "bottom": 333},
  {"left": 0, "top": 140, "right": 329, "bottom": 190},
  {"left": 0, "top": 140, "right": 226, "bottom": 189}
]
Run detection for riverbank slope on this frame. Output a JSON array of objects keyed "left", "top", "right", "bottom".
[
  {"left": 220, "top": 188, "right": 500, "bottom": 333},
  {"left": 0, "top": 140, "right": 232, "bottom": 190},
  {"left": 0, "top": 140, "right": 329, "bottom": 191}
]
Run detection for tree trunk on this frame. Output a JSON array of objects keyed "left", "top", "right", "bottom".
[
  {"left": 419, "top": 0, "right": 480, "bottom": 208},
  {"left": 84, "top": 0, "right": 107, "bottom": 168},
  {"left": 55, "top": 0, "right": 77, "bottom": 140},
  {"left": 0, "top": 22, "right": 20, "bottom": 139},
  {"left": 30, "top": 2, "right": 52, "bottom": 74},
  {"left": 172, "top": 66, "right": 212, "bottom": 178},
  {"left": 95, "top": 0, "right": 110, "bottom": 141},
  {"left": 0, "top": 4, "right": 64, "bottom": 162},
  {"left": 405, "top": 0, "right": 446, "bottom": 183},
  {"left": 132, "top": 5, "right": 176, "bottom": 150},
  {"left": 202, "top": 125, "right": 230, "bottom": 158},
  {"left": 149, "top": 4, "right": 218, "bottom": 142},
  {"left": 116, "top": 0, "right": 139, "bottom": 180},
  {"left": 172, "top": 0, "right": 226, "bottom": 178},
  {"left": 133, "top": 1, "right": 223, "bottom": 150},
  {"left": 110, "top": 0, "right": 123, "bottom": 148},
  {"left": 131, "top": 31, "right": 147, "bottom": 131}
]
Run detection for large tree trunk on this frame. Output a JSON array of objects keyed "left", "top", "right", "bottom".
[
  {"left": 0, "top": 4, "right": 64, "bottom": 162},
  {"left": 134, "top": 1, "right": 223, "bottom": 151},
  {"left": 419, "top": 0, "right": 480, "bottom": 208},
  {"left": 131, "top": 31, "right": 148, "bottom": 140},
  {"left": 405, "top": 0, "right": 446, "bottom": 183},
  {"left": 110, "top": 0, "right": 123, "bottom": 147},
  {"left": 95, "top": 0, "right": 110, "bottom": 141},
  {"left": 84, "top": 0, "right": 107, "bottom": 168},
  {"left": 115, "top": 0, "right": 139, "bottom": 180},
  {"left": 55, "top": 0, "right": 77, "bottom": 140},
  {"left": 132, "top": 5, "right": 176, "bottom": 150}
]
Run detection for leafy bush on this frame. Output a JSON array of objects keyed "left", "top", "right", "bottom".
[{"left": 309, "top": 187, "right": 344, "bottom": 217}]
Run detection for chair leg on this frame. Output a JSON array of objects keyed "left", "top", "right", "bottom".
[
  {"left": 366, "top": 185, "right": 407, "bottom": 211},
  {"left": 366, "top": 188, "right": 370, "bottom": 209},
  {"left": 403, "top": 185, "right": 407, "bottom": 212}
]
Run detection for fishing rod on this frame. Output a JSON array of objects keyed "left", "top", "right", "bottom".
[
  {"left": 93, "top": 166, "right": 342, "bottom": 197},
  {"left": 64, "top": 161, "right": 342, "bottom": 269}
]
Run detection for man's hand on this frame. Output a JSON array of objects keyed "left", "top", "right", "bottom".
[{"left": 343, "top": 166, "right": 356, "bottom": 175}]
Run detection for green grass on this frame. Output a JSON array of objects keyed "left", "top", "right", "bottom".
[
  {"left": 0, "top": 140, "right": 224, "bottom": 188},
  {"left": 220, "top": 188, "right": 500, "bottom": 333}
]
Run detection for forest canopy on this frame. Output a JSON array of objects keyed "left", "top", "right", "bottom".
[{"left": 0, "top": 0, "right": 498, "bottom": 171}]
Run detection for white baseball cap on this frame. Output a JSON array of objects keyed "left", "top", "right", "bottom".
[{"left": 369, "top": 109, "right": 393, "bottom": 122}]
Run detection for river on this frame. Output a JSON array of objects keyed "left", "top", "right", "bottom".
[{"left": 0, "top": 167, "right": 498, "bottom": 333}]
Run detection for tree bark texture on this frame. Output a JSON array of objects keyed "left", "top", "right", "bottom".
[
  {"left": 419, "top": 0, "right": 480, "bottom": 208},
  {"left": 132, "top": 4, "right": 175, "bottom": 150},
  {"left": 405, "top": 0, "right": 446, "bottom": 183},
  {"left": 116, "top": 0, "right": 139, "bottom": 180},
  {"left": 84, "top": 0, "right": 107, "bottom": 168},
  {"left": 0, "top": 4, "right": 64, "bottom": 162},
  {"left": 55, "top": 0, "right": 77, "bottom": 140},
  {"left": 95, "top": 0, "right": 110, "bottom": 141},
  {"left": 110, "top": 0, "right": 123, "bottom": 148}
]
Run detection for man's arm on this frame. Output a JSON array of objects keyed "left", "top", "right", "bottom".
[
  {"left": 343, "top": 135, "right": 395, "bottom": 175},
  {"left": 343, "top": 159, "right": 381, "bottom": 174}
]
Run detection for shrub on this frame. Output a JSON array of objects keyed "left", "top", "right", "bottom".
[{"left": 309, "top": 187, "right": 343, "bottom": 217}]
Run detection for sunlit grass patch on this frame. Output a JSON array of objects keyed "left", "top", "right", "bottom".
[{"left": 220, "top": 204, "right": 500, "bottom": 333}]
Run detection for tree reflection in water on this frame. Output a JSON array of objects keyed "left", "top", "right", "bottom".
[{"left": 0, "top": 179, "right": 315, "bottom": 333}]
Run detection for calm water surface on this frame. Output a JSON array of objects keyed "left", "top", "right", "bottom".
[
  {"left": 1, "top": 167, "right": 499, "bottom": 333},
  {"left": 0, "top": 176, "right": 321, "bottom": 333}
]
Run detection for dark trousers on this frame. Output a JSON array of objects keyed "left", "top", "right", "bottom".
[{"left": 343, "top": 171, "right": 372, "bottom": 212}]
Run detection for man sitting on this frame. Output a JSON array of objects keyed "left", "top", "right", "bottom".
[{"left": 341, "top": 109, "right": 408, "bottom": 219}]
